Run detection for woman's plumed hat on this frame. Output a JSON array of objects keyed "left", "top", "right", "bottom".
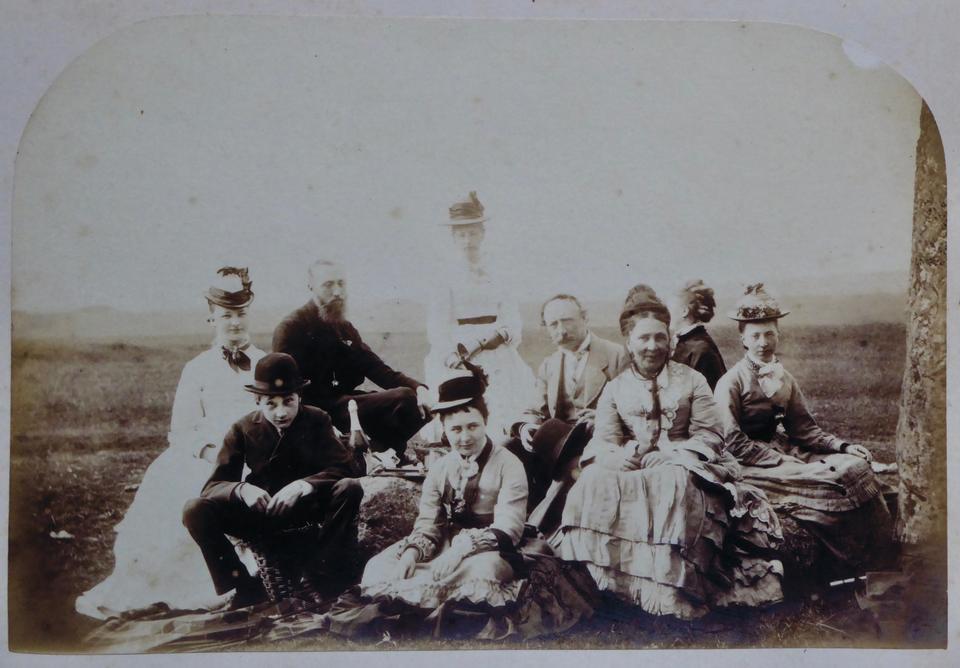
[
  {"left": 244, "top": 353, "right": 311, "bottom": 395},
  {"left": 728, "top": 283, "right": 790, "bottom": 322},
  {"left": 619, "top": 283, "right": 671, "bottom": 335},
  {"left": 204, "top": 266, "right": 254, "bottom": 309},
  {"left": 432, "top": 361, "right": 489, "bottom": 413},
  {"left": 444, "top": 191, "right": 488, "bottom": 226}
]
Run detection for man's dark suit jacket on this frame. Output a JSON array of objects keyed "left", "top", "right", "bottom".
[
  {"left": 202, "top": 405, "right": 357, "bottom": 503},
  {"left": 272, "top": 301, "right": 422, "bottom": 410}
]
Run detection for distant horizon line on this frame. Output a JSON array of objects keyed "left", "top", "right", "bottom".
[
  {"left": 12, "top": 286, "right": 910, "bottom": 316},
  {"left": 12, "top": 319, "right": 910, "bottom": 342}
]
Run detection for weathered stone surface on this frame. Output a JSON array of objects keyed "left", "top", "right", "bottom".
[
  {"left": 877, "top": 100, "right": 948, "bottom": 646},
  {"left": 356, "top": 476, "right": 422, "bottom": 561},
  {"left": 895, "top": 100, "right": 947, "bottom": 547}
]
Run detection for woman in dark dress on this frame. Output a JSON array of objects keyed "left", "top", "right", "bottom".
[{"left": 668, "top": 279, "right": 727, "bottom": 390}]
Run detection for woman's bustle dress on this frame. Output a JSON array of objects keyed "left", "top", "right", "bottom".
[
  {"left": 75, "top": 344, "right": 265, "bottom": 619},
  {"left": 358, "top": 440, "right": 528, "bottom": 609},
  {"left": 713, "top": 355, "right": 894, "bottom": 573},
  {"left": 554, "top": 361, "right": 784, "bottom": 619},
  {"left": 320, "top": 434, "right": 599, "bottom": 639}
]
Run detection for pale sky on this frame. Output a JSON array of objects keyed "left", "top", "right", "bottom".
[{"left": 12, "top": 17, "right": 920, "bottom": 313}]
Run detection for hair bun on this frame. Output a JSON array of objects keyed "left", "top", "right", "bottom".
[
  {"left": 677, "top": 279, "right": 716, "bottom": 322},
  {"left": 619, "top": 283, "right": 670, "bottom": 335}
]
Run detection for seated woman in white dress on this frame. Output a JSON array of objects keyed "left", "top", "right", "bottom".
[
  {"left": 75, "top": 267, "right": 266, "bottom": 619},
  {"left": 423, "top": 191, "right": 537, "bottom": 442}
]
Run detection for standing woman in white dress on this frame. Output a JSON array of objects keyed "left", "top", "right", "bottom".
[
  {"left": 76, "top": 267, "right": 266, "bottom": 619},
  {"left": 423, "top": 192, "right": 537, "bottom": 443}
]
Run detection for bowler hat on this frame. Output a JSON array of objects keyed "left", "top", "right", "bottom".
[
  {"left": 728, "top": 283, "right": 790, "bottom": 322},
  {"left": 530, "top": 419, "right": 592, "bottom": 481},
  {"left": 244, "top": 353, "right": 311, "bottom": 395},
  {"left": 205, "top": 266, "right": 254, "bottom": 309},
  {"left": 432, "top": 368, "right": 487, "bottom": 413}
]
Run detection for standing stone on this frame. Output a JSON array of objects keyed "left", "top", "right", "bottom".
[
  {"left": 867, "top": 100, "right": 948, "bottom": 646},
  {"left": 895, "top": 100, "right": 947, "bottom": 548}
]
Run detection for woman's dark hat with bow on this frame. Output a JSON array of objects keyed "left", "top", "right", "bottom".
[
  {"left": 205, "top": 266, "right": 254, "bottom": 309},
  {"left": 444, "top": 191, "right": 488, "bottom": 226},
  {"left": 244, "top": 353, "right": 311, "bottom": 395},
  {"left": 728, "top": 283, "right": 790, "bottom": 322},
  {"left": 432, "top": 361, "right": 489, "bottom": 412}
]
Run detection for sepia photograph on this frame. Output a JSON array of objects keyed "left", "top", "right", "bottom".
[{"left": 5, "top": 9, "right": 950, "bottom": 658}]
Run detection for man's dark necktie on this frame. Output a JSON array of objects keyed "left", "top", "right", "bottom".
[
  {"left": 222, "top": 346, "right": 251, "bottom": 372},
  {"left": 555, "top": 353, "right": 573, "bottom": 420}
]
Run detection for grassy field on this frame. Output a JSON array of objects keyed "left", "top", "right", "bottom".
[{"left": 8, "top": 322, "right": 908, "bottom": 651}]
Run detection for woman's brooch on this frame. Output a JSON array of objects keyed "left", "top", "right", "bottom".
[
  {"left": 661, "top": 406, "right": 677, "bottom": 429},
  {"left": 452, "top": 459, "right": 480, "bottom": 514}
]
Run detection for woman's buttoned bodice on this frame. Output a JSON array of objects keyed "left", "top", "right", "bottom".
[{"left": 583, "top": 361, "right": 723, "bottom": 464}]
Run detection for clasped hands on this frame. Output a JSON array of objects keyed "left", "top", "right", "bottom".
[
  {"left": 395, "top": 543, "right": 470, "bottom": 582},
  {"left": 596, "top": 440, "right": 701, "bottom": 472},
  {"left": 237, "top": 479, "right": 313, "bottom": 516}
]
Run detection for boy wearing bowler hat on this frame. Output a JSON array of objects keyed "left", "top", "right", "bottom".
[{"left": 182, "top": 353, "right": 363, "bottom": 607}]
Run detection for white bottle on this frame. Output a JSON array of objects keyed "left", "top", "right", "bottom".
[
  {"left": 347, "top": 399, "right": 371, "bottom": 452},
  {"left": 348, "top": 399, "right": 379, "bottom": 474}
]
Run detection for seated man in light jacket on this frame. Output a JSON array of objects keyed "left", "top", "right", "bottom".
[{"left": 504, "top": 294, "right": 627, "bottom": 531}]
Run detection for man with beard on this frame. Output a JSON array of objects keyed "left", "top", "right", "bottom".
[
  {"left": 273, "top": 259, "right": 431, "bottom": 463},
  {"left": 505, "top": 294, "right": 627, "bottom": 532}
]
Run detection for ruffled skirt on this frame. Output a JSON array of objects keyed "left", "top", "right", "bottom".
[
  {"left": 322, "top": 538, "right": 599, "bottom": 640},
  {"left": 360, "top": 539, "right": 521, "bottom": 609},
  {"left": 738, "top": 436, "right": 895, "bottom": 572},
  {"left": 739, "top": 436, "right": 884, "bottom": 513},
  {"left": 555, "top": 462, "right": 783, "bottom": 619}
]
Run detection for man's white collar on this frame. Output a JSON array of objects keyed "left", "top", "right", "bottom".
[{"left": 560, "top": 331, "right": 592, "bottom": 356}]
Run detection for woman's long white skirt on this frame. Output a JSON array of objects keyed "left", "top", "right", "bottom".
[{"left": 75, "top": 448, "right": 255, "bottom": 619}]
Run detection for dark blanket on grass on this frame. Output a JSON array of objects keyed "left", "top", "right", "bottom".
[{"left": 84, "top": 556, "right": 600, "bottom": 652}]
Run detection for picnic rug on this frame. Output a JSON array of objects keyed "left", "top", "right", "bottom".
[{"left": 83, "top": 555, "right": 601, "bottom": 652}]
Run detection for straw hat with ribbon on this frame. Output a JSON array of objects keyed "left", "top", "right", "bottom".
[
  {"left": 443, "top": 191, "right": 488, "bottom": 226},
  {"left": 204, "top": 266, "right": 254, "bottom": 309},
  {"left": 727, "top": 283, "right": 790, "bottom": 322}
]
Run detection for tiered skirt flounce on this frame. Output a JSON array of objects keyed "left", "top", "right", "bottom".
[{"left": 555, "top": 462, "right": 783, "bottom": 618}]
